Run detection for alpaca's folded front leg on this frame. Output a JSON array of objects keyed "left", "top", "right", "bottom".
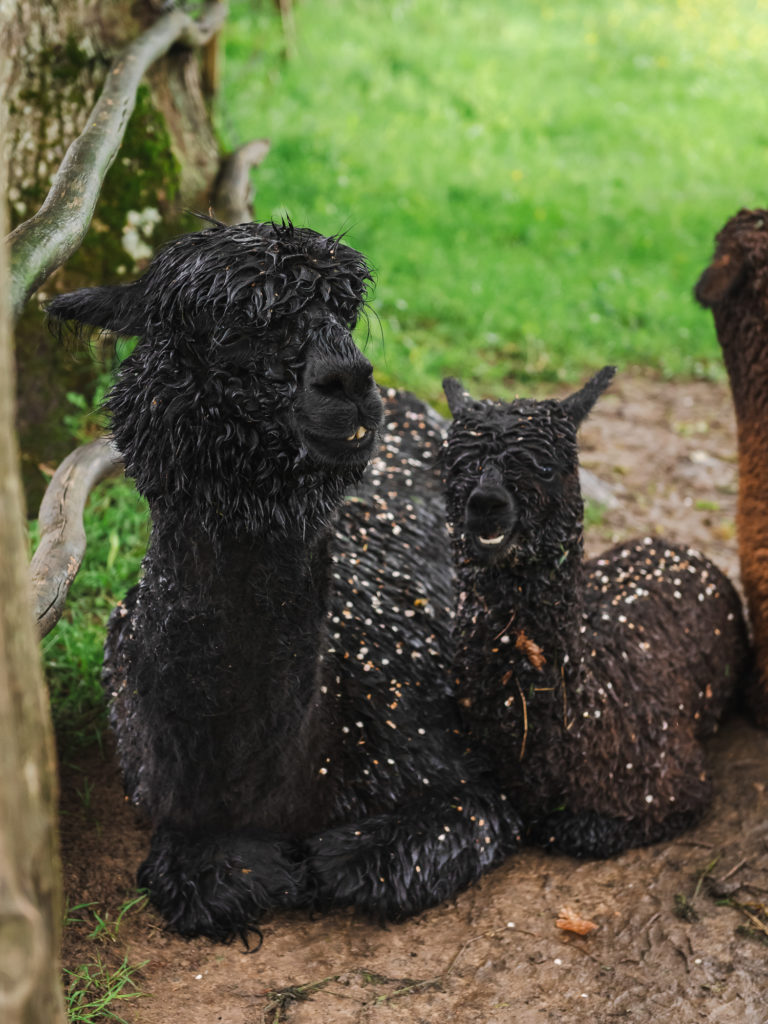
[
  {"left": 138, "top": 824, "right": 308, "bottom": 943},
  {"left": 304, "top": 784, "right": 522, "bottom": 921},
  {"left": 528, "top": 803, "right": 707, "bottom": 860}
]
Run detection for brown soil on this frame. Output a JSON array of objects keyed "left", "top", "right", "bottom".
[{"left": 59, "top": 370, "right": 768, "bottom": 1024}]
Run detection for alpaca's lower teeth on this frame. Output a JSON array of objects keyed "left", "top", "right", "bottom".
[
  {"left": 346, "top": 425, "right": 368, "bottom": 441},
  {"left": 478, "top": 534, "right": 505, "bottom": 546}
]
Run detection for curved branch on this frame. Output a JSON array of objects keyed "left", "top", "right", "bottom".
[
  {"left": 211, "top": 138, "right": 271, "bottom": 225},
  {"left": 30, "top": 438, "right": 124, "bottom": 639},
  {"left": 7, "top": 1, "right": 229, "bottom": 323}
]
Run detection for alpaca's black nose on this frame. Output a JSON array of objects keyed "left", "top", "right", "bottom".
[
  {"left": 307, "top": 357, "right": 376, "bottom": 407},
  {"left": 297, "top": 344, "right": 383, "bottom": 466},
  {"left": 466, "top": 490, "right": 512, "bottom": 519},
  {"left": 465, "top": 484, "right": 518, "bottom": 534},
  {"left": 303, "top": 331, "right": 383, "bottom": 423}
]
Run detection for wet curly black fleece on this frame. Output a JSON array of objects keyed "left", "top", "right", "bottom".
[
  {"left": 440, "top": 369, "right": 750, "bottom": 859},
  {"left": 46, "top": 220, "right": 519, "bottom": 943}
]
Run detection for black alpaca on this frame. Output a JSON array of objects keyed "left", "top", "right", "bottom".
[
  {"left": 440, "top": 369, "right": 749, "bottom": 858},
  {"left": 47, "top": 220, "right": 519, "bottom": 942}
]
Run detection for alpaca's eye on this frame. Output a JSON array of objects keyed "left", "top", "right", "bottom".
[{"left": 537, "top": 464, "right": 555, "bottom": 480}]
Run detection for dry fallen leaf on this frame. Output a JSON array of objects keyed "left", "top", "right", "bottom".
[
  {"left": 515, "top": 629, "right": 546, "bottom": 670},
  {"left": 556, "top": 906, "right": 598, "bottom": 935}
]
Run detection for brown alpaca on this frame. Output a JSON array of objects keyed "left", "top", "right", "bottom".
[{"left": 695, "top": 207, "right": 768, "bottom": 727}]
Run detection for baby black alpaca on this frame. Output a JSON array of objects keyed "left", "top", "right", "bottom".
[
  {"left": 47, "top": 220, "right": 518, "bottom": 942},
  {"left": 440, "top": 369, "right": 749, "bottom": 858}
]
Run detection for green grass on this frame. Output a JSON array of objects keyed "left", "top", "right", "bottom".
[
  {"left": 64, "top": 956, "right": 147, "bottom": 1024},
  {"left": 66, "top": 892, "right": 150, "bottom": 944},
  {"left": 219, "top": 0, "right": 768, "bottom": 400},
  {"left": 32, "top": 474, "right": 149, "bottom": 753},
  {"left": 62, "top": 892, "right": 149, "bottom": 1022}
]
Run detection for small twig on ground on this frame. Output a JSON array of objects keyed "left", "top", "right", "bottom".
[
  {"left": 374, "top": 924, "right": 515, "bottom": 1006},
  {"left": 669, "top": 941, "right": 691, "bottom": 973},
  {"left": 258, "top": 924, "right": 518, "bottom": 1020},
  {"left": 614, "top": 909, "right": 659, "bottom": 942},
  {"left": 260, "top": 973, "right": 341, "bottom": 1024},
  {"left": 718, "top": 857, "right": 748, "bottom": 883},
  {"left": 729, "top": 899, "right": 768, "bottom": 937},
  {"left": 669, "top": 840, "right": 716, "bottom": 850},
  {"left": 566, "top": 942, "right": 601, "bottom": 964}
]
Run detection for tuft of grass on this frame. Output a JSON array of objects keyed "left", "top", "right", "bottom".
[
  {"left": 219, "top": 0, "right": 768, "bottom": 400},
  {"left": 64, "top": 893, "right": 151, "bottom": 1022},
  {"left": 65, "top": 892, "right": 150, "bottom": 945},
  {"left": 64, "top": 956, "right": 148, "bottom": 1024}
]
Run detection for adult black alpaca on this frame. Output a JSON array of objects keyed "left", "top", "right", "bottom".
[
  {"left": 440, "top": 369, "right": 749, "bottom": 858},
  {"left": 47, "top": 220, "right": 519, "bottom": 942}
]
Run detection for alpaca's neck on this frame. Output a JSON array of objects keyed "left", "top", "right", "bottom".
[
  {"left": 455, "top": 547, "right": 587, "bottom": 693},
  {"left": 452, "top": 534, "right": 588, "bottom": 796},
  {"left": 138, "top": 515, "right": 333, "bottom": 769},
  {"left": 715, "top": 304, "right": 768, "bottom": 422}
]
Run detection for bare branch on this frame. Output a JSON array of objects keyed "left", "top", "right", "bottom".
[
  {"left": 30, "top": 438, "right": 124, "bottom": 638},
  {"left": 212, "top": 138, "right": 271, "bottom": 225},
  {"left": 7, "top": 1, "right": 229, "bottom": 323}
]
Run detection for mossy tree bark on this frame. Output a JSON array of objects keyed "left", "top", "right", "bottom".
[
  {"left": 0, "top": 9, "right": 66, "bottom": 1021},
  {"left": 4, "top": 0, "right": 225, "bottom": 509}
]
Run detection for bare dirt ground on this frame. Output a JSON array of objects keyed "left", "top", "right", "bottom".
[{"left": 59, "top": 370, "right": 768, "bottom": 1024}]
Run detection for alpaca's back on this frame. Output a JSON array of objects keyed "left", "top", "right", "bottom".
[
  {"left": 317, "top": 388, "right": 458, "bottom": 819},
  {"left": 567, "top": 537, "right": 747, "bottom": 829},
  {"left": 584, "top": 538, "right": 742, "bottom": 738}
]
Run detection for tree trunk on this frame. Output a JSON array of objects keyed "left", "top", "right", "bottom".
[
  {"left": 0, "top": 9, "right": 67, "bottom": 1021},
  {"left": 5, "top": 0, "right": 222, "bottom": 508}
]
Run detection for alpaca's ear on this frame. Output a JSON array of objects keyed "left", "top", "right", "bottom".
[
  {"left": 561, "top": 365, "right": 615, "bottom": 427},
  {"left": 694, "top": 253, "right": 748, "bottom": 308},
  {"left": 443, "top": 377, "right": 472, "bottom": 417},
  {"left": 46, "top": 282, "right": 145, "bottom": 340}
]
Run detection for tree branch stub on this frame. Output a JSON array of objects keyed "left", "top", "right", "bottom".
[
  {"left": 30, "top": 438, "right": 124, "bottom": 638},
  {"left": 212, "top": 138, "right": 271, "bottom": 225}
]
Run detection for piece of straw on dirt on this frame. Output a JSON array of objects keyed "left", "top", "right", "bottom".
[{"left": 556, "top": 906, "right": 598, "bottom": 935}]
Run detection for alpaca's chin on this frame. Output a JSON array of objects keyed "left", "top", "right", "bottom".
[
  {"left": 300, "top": 426, "right": 378, "bottom": 470},
  {"left": 466, "top": 528, "right": 518, "bottom": 566}
]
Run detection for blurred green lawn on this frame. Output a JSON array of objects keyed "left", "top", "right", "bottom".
[{"left": 220, "top": 0, "right": 768, "bottom": 399}]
